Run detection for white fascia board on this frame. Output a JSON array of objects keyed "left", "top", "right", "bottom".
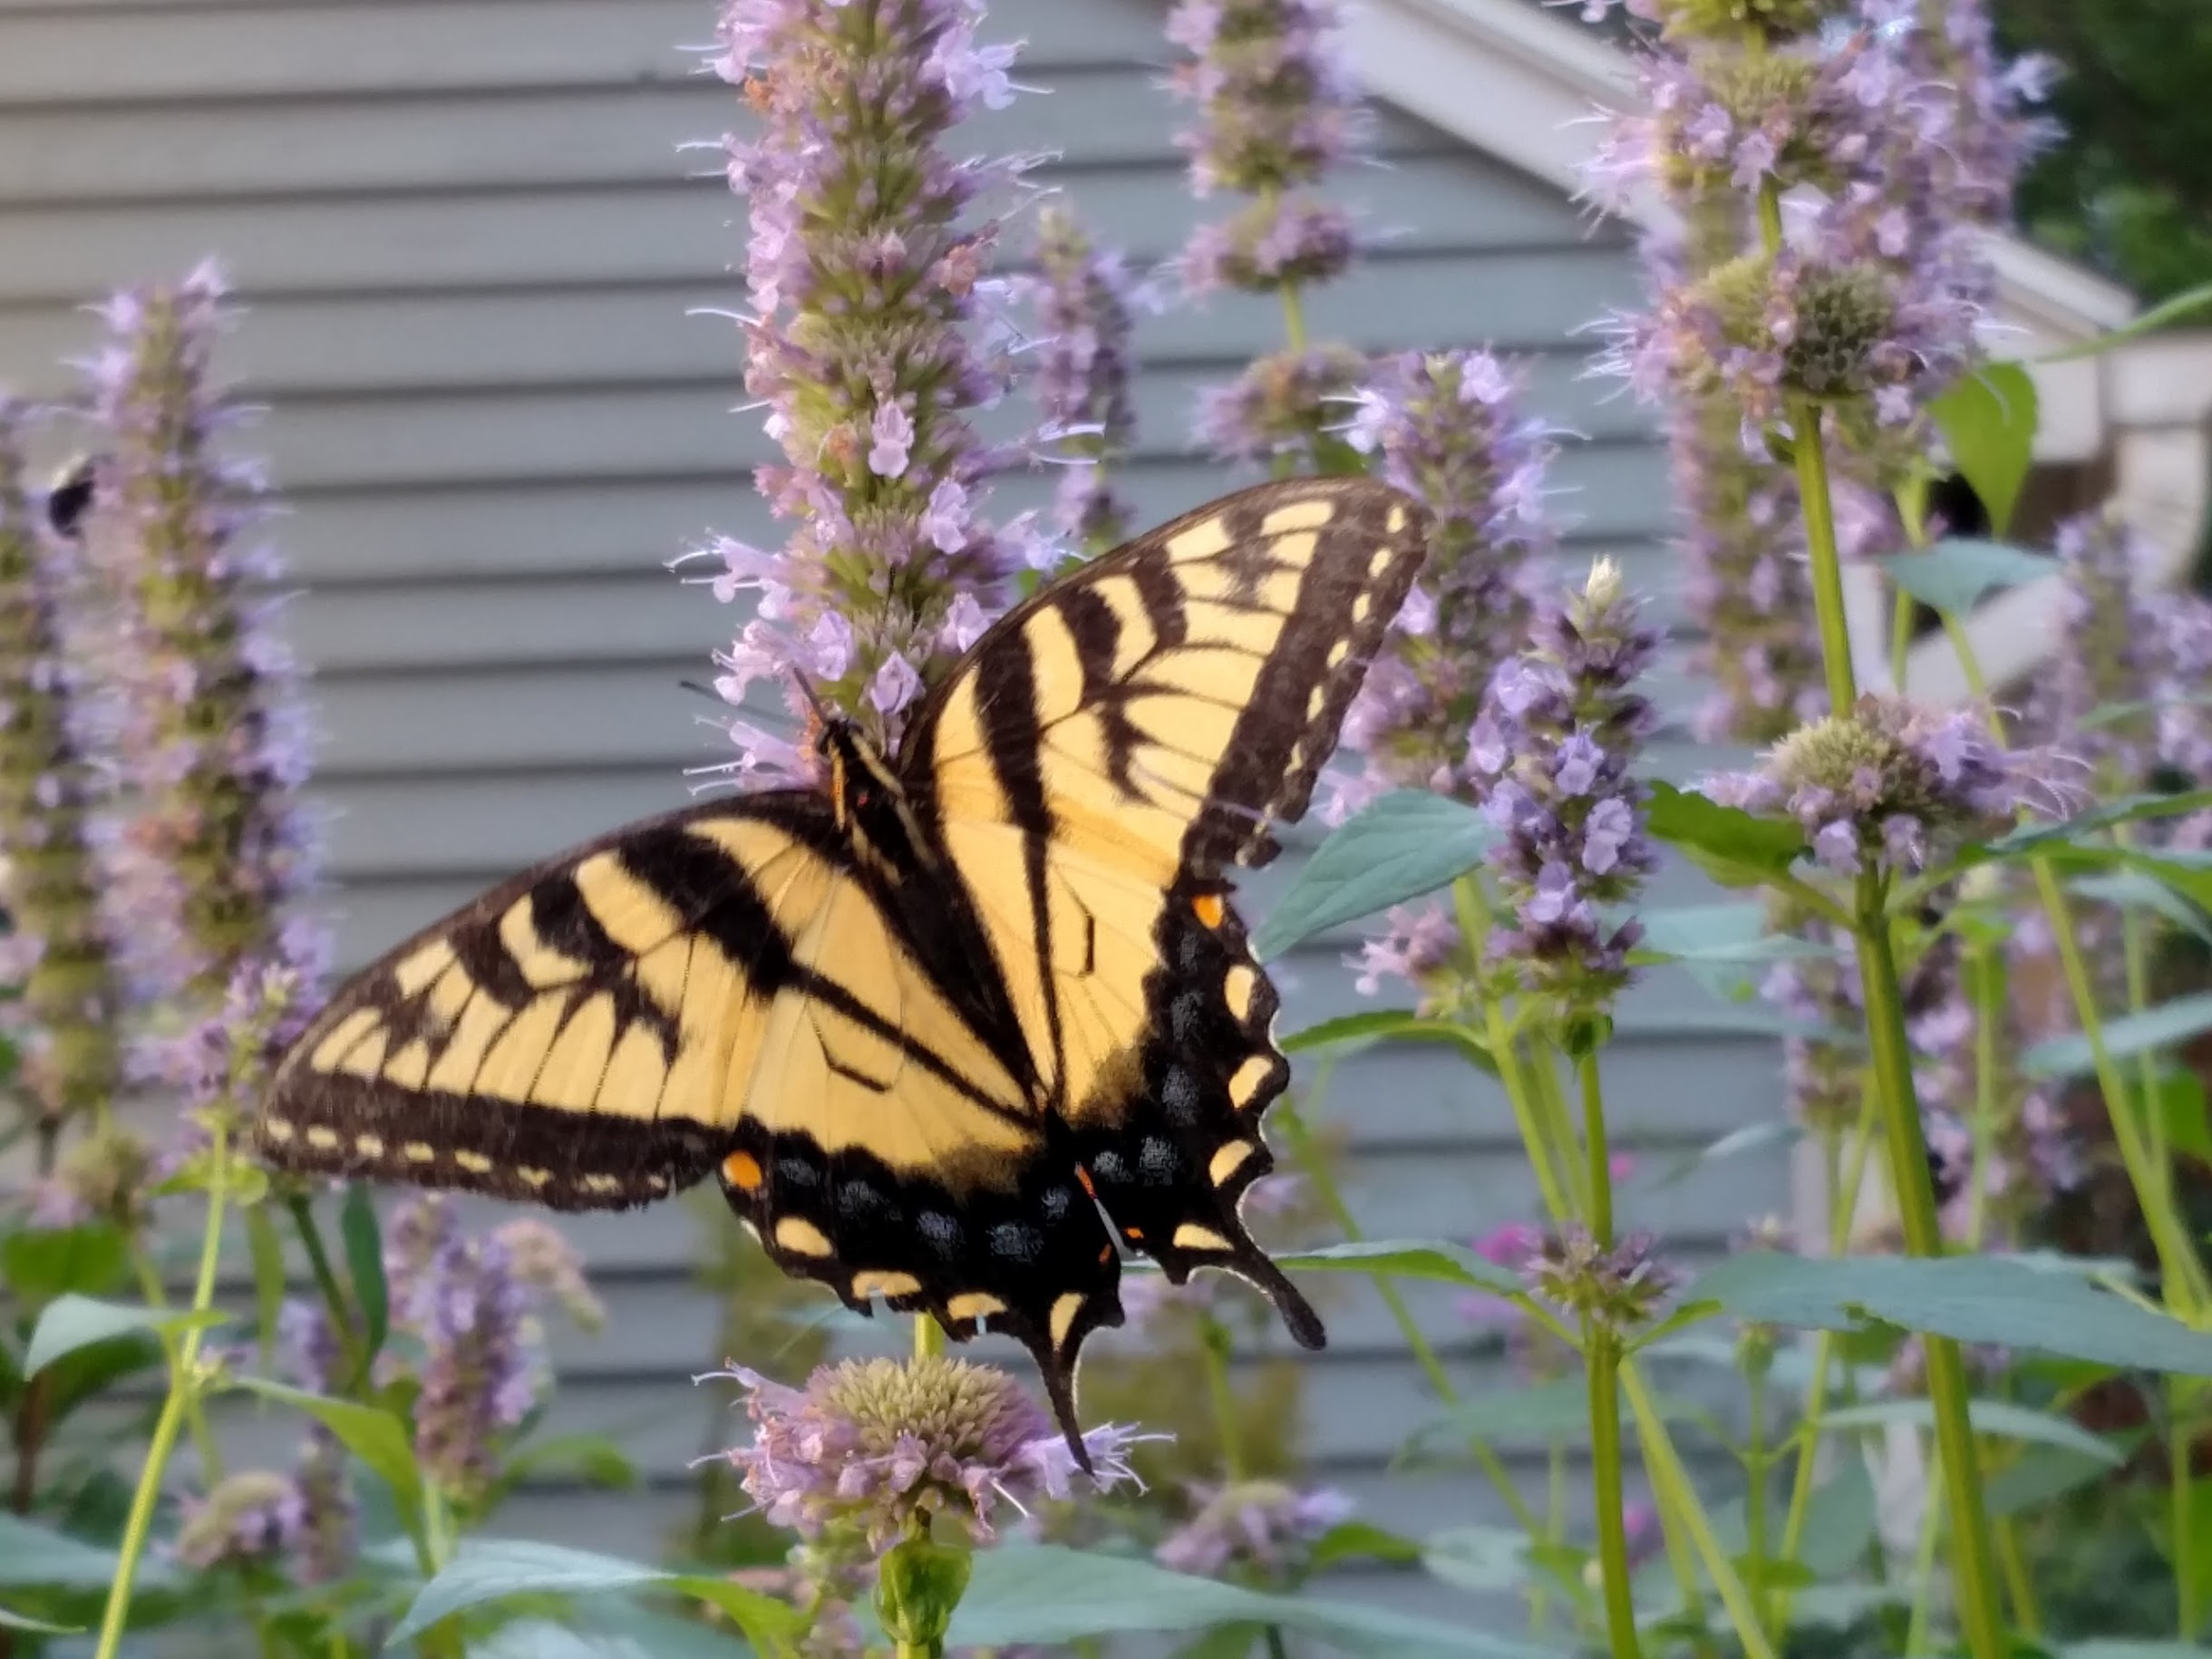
[{"left": 1347, "top": 0, "right": 2210, "bottom": 700}]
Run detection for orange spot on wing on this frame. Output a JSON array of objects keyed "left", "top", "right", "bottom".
[
  {"left": 1191, "top": 893, "right": 1226, "bottom": 928},
  {"left": 1125, "top": 1226, "right": 1145, "bottom": 1242},
  {"left": 1075, "top": 1166, "right": 1098, "bottom": 1201},
  {"left": 722, "top": 1150, "right": 764, "bottom": 1193},
  {"left": 1098, "top": 1245, "right": 1113, "bottom": 1265}
]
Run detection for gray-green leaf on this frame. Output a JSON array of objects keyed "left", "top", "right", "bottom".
[
  {"left": 1252, "top": 791, "right": 1490, "bottom": 961},
  {"left": 1878, "top": 538, "right": 2052, "bottom": 616},
  {"left": 23, "top": 1295, "right": 228, "bottom": 1378}
]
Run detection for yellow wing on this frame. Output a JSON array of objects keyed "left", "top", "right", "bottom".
[
  {"left": 901, "top": 476, "right": 1431, "bottom": 1342},
  {"left": 257, "top": 791, "right": 1122, "bottom": 1382}
]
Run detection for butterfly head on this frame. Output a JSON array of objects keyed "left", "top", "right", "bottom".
[{"left": 816, "top": 710, "right": 929, "bottom": 871}]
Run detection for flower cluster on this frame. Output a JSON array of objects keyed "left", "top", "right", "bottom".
[
  {"left": 1587, "top": 0, "right": 2048, "bottom": 740},
  {"left": 702, "top": 0, "right": 1047, "bottom": 770},
  {"left": 1020, "top": 205, "right": 1148, "bottom": 557},
  {"left": 2028, "top": 508, "right": 2160, "bottom": 789},
  {"left": 171, "top": 1470, "right": 305, "bottom": 1572},
  {"left": 0, "top": 403, "right": 121, "bottom": 1124},
  {"left": 1168, "top": 0, "right": 1371, "bottom": 467},
  {"left": 383, "top": 1197, "right": 597, "bottom": 1499},
  {"left": 1708, "top": 693, "right": 2071, "bottom": 878},
  {"left": 1467, "top": 560, "right": 1661, "bottom": 1014},
  {"left": 1330, "top": 351, "right": 1556, "bottom": 812},
  {"left": 714, "top": 1356, "right": 1141, "bottom": 1555},
  {"left": 75, "top": 263, "right": 325, "bottom": 1072},
  {"left": 1520, "top": 1226, "right": 1674, "bottom": 1333},
  {"left": 1155, "top": 1480, "right": 1353, "bottom": 1583}
]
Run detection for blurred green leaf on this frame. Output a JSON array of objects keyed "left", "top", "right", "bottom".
[
  {"left": 1272, "top": 1239, "right": 1521, "bottom": 1295},
  {"left": 1252, "top": 791, "right": 1490, "bottom": 961},
  {"left": 1407, "top": 1377, "right": 1701, "bottom": 1456},
  {"left": 244, "top": 1206, "right": 287, "bottom": 1374},
  {"left": 1986, "top": 791, "right": 2212, "bottom": 855},
  {"left": 229, "top": 1377, "right": 422, "bottom": 1512},
  {"left": 341, "top": 1183, "right": 389, "bottom": 1372},
  {"left": 1813, "top": 1397, "right": 2122, "bottom": 1465},
  {"left": 24, "top": 1295, "right": 228, "bottom": 1378},
  {"left": 1420, "top": 1526, "right": 1532, "bottom": 1595},
  {"left": 951, "top": 1544, "right": 1556, "bottom": 1654},
  {"left": 1983, "top": 1446, "right": 2113, "bottom": 1519},
  {"left": 1693, "top": 1251, "right": 2212, "bottom": 1375},
  {"left": 2072, "top": 870, "right": 2212, "bottom": 950},
  {"left": 1879, "top": 538, "right": 2053, "bottom": 616},
  {"left": 0, "top": 1605, "right": 79, "bottom": 1635},
  {"left": 387, "top": 1538, "right": 804, "bottom": 1651},
  {"left": 1644, "top": 782, "right": 1807, "bottom": 889},
  {"left": 1308, "top": 1519, "right": 1423, "bottom": 1570},
  {"left": 0, "top": 1514, "right": 174, "bottom": 1590},
  {"left": 1928, "top": 362, "right": 2038, "bottom": 535},
  {"left": 502, "top": 1432, "right": 638, "bottom": 1493},
  {"left": 1, "top": 1223, "right": 129, "bottom": 1305},
  {"left": 1280, "top": 1010, "right": 1496, "bottom": 1075},
  {"left": 2023, "top": 991, "right": 2212, "bottom": 1079}
]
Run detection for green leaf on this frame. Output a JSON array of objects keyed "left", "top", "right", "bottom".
[
  {"left": 1271, "top": 1238, "right": 1522, "bottom": 1295},
  {"left": 2058, "top": 1644, "right": 2212, "bottom": 1658},
  {"left": 1251, "top": 791, "right": 1490, "bottom": 961},
  {"left": 2152, "top": 1071, "right": 2212, "bottom": 1165},
  {"left": 2022, "top": 990, "right": 2212, "bottom": 1080},
  {"left": 1, "top": 1222, "right": 129, "bottom": 1305},
  {"left": 387, "top": 1538, "right": 806, "bottom": 1651},
  {"left": 23, "top": 1295, "right": 228, "bottom": 1378},
  {"left": 1279, "top": 1010, "right": 1496, "bottom": 1074},
  {"left": 1692, "top": 1251, "right": 2212, "bottom": 1376},
  {"left": 1984, "top": 1446, "right": 2114, "bottom": 1518},
  {"left": 1879, "top": 538, "right": 2053, "bottom": 616},
  {"left": 1929, "top": 362, "right": 2038, "bottom": 536},
  {"left": 341, "top": 1183, "right": 389, "bottom": 1371},
  {"left": 1644, "top": 781, "right": 1807, "bottom": 888},
  {"left": 2039, "top": 279, "right": 2212, "bottom": 363},
  {"left": 1987, "top": 790, "right": 2212, "bottom": 854},
  {"left": 2072, "top": 870, "right": 2212, "bottom": 950},
  {"left": 244, "top": 1206, "right": 287, "bottom": 1375},
  {"left": 502, "top": 1432, "right": 639, "bottom": 1492},
  {"left": 1419, "top": 1526, "right": 1533, "bottom": 1595},
  {"left": 0, "top": 1513, "right": 174, "bottom": 1590},
  {"left": 229, "top": 1377, "right": 422, "bottom": 1511},
  {"left": 948, "top": 1544, "right": 1556, "bottom": 1655},
  {"left": 0, "top": 1606, "right": 80, "bottom": 1634},
  {"left": 1812, "top": 1397, "right": 2122, "bottom": 1466},
  {"left": 1308, "top": 1519, "right": 1423, "bottom": 1570},
  {"left": 1652, "top": 1121, "right": 1800, "bottom": 1190}
]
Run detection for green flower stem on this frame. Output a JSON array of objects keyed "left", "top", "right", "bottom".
[
  {"left": 1587, "top": 1331, "right": 1643, "bottom": 1659},
  {"left": 1995, "top": 1498, "right": 2042, "bottom": 1637},
  {"left": 1744, "top": 1354, "right": 1770, "bottom": 1629},
  {"left": 1198, "top": 1314, "right": 1246, "bottom": 1480},
  {"left": 1577, "top": 1052, "right": 1614, "bottom": 1246},
  {"left": 1453, "top": 878, "right": 1572, "bottom": 1222},
  {"left": 286, "top": 1195, "right": 365, "bottom": 1392},
  {"left": 128, "top": 1247, "right": 225, "bottom": 1480},
  {"left": 92, "top": 1125, "right": 235, "bottom": 1659},
  {"left": 1941, "top": 616, "right": 2210, "bottom": 1312},
  {"left": 1853, "top": 870, "right": 2005, "bottom": 1659},
  {"left": 1966, "top": 941, "right": 2001, "bottom": 1248},
  {"left": 1530, "top": 1051, "right": 1593, "bottom": 1221},
  {"left": 2174, "top": 1392, "right": 2204, "bottom": 1639},
  {"left": 1624, "top": 1360, "right": 1778, "bottom": 1659},
  {"left": 1276, "top": 1102, "right": 1541, "bottom": 1537},
  {"left": 1787, "top": 402, "right": 1859, "bottom": 714}
]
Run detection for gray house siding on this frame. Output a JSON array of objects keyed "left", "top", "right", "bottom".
[{"left": 0, "top": 0, "right": 1781, "bottom": 1608}]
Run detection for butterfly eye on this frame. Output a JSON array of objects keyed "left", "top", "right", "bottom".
[{"left": 854, "top": 787, "right": 873, "bottom": 809}]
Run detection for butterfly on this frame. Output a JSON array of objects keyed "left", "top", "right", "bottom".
[{"left": 255, "top": 476, "right": 1431, "bottom": 1457}]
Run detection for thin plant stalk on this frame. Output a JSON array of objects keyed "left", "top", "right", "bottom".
[
  {"left": 1586, "top": 1329, "right": 1642, "bottom": 1658},
  {"left": 1764, "top": 286, "right": 2005, "bottom": 1656},
  {"left": 1197, "top": 1314, "right": 1247, "bottom": 1480},
  {"left": 1276, "top": 1101, "right": 1541, "bottom": 1537},
  {"left": 287, "top": 1196, "right": 366, "bottom": 1392},
  {"left": 92, "top": 1127, "right": 235, "bottom": 1659},
  {"left": 1452, "top": 878, "right": 1572, "bottom": 1219}
]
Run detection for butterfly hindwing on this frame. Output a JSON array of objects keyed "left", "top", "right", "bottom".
[{"left": 906, "top": 477, "right": 1430, "bottom": 1349}]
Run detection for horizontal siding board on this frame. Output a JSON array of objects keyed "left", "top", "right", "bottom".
[
  {"left": 0, "top": 0, "right": 1185, "bottom": 105},
  {"left": 0, "top": 247, "right": 1646, "bottom": 403},
  {"left": 0, "top": 69, "right": 1441, "bottom": 205},
  {"left": 0, "top": 155, "right": 1596, "bottom": 304}
]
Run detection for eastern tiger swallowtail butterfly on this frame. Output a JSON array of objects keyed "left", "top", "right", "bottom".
[{"left": 256, "top": 476, "right": 1431, "bottom": 1455}]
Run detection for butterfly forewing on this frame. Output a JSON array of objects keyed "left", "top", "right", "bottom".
[{"left": 906, "top": 477, "right": 1429, "bottom": 1358}]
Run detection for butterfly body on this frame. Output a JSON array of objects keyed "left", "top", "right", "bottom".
[{"left": 258, "top": 477, "right": 1430, "bottom": 1450}]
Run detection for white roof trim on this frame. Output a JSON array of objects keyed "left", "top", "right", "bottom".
[{"left": 1348, "top": 0, "right": 2211, "bottom": 700}]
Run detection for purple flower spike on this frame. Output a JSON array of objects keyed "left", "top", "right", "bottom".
[
  {"left": 1470, "top": 560, "right": 1661, "bottom": 1015},
  {"left": 1329, "top": 351, "right": 1557, "bottom": 813},
  {"left": 74, "top": 265, "right": 326, "bottom": 1072},
  {"left": 1019, "top": 206, "right": 1148, "bottom": 558},
  {"left": 0, "top": 404, "right": 121, "bottom": 1123},
  {"left": 698, "top": 0, "right": 1060, "bottom": 768},
  {"left": 712, "top": 1356, "right": 1144, "bottom": 1556}
]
